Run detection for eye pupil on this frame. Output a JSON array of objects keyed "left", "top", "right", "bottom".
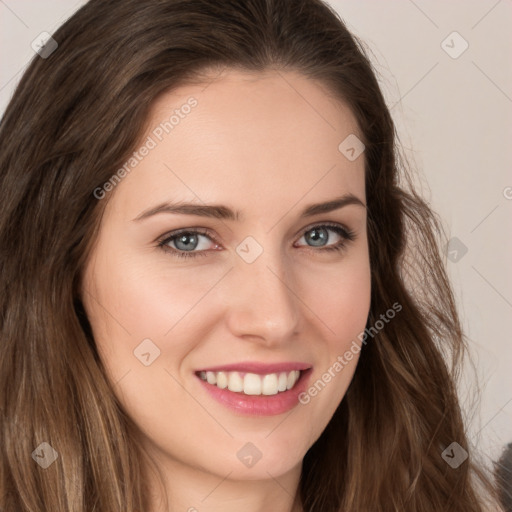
[
  {"left": 175, "top": 233, "right": 198, "bottom": 251},
  {"left": 306, "top": 227, "right": 328, "bottom": 247}
]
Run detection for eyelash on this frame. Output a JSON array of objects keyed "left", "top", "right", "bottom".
[{"left": 157, "top": 223, "right": 356, "bottom": 260}]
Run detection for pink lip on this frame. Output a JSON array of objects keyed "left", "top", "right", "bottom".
[
  {"left": 195, "top": 361, "right": 311, "bottom": 374},
  {"left": 195, "top": 367, "right": 313, "bottom": 416}
]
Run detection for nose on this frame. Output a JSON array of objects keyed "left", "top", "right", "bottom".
[{"left": 223, "top": 246, "right": 301, "bottom": 347}]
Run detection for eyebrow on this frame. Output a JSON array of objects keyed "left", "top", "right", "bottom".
[{"left": 132, "top": 193, "right": 366, "bottom": 222}]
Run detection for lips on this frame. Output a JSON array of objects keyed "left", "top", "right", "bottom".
[
  {"left": 194, "top": 362, "right": 313, "bottom": 416},
  {"left": 195, "top": 362, "right": 311, "bottom": 374}
]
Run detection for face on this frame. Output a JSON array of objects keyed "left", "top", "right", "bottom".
[{"left": 82, "top": 68, "right": 370, "bottom": 485}]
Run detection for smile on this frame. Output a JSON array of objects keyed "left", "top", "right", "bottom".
[
  {"left": 195, "top": 364, "right": 313, "bottom": 416},
  {"left": 198, "top": 370, "right": 301, "bottom": 395}
]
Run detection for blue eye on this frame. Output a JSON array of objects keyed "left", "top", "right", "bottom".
[
  {"left": 157, "top": 223, "right": 356, "bottom": 259},
  {"left": 157, "top": 228, "right": 216, "bottom": 259},
  {"left": 296, "top": 224, "right": 354, "bottom": 251}
]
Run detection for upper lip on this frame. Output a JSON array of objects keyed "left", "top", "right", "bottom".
[{"left": 195, "top": 362, "right": 312, "bottom": 374}]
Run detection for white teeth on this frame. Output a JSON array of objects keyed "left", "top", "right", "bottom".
[
  {"left": 262, "top": 374, "right": 279, "bottom": 395},
  {"left": 216, "top": 371, "right": 228, "bottom": 389},
  {"left": 199, "top": 370, "right": 303, "bottom": 395},
  {"left": 277, "top": 372, "right": 288, "bottom": 392},
  {"left": 227, "top": 372, "right": 243, "bottom": 392},
  {"left": 286, "top": 370, "right": 300, "bottom": 390},
  {"left": 244, "top": 373, "right": 262, "bottom": 395}
]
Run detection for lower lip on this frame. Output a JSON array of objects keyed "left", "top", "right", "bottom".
[{"left": 196, "top": 369, "right": 313, "bottom": 416}]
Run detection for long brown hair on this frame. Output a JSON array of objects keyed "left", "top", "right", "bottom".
[{"left": 0, "top": 0, "right": 503, "bottom": 510}]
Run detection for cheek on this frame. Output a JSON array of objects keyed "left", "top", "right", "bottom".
[
  {"left": 297, "top": 250, "right": 371, "bottom": 407},
  {"left": 81, "top": 246, "right": 236, "bottom": 406},
  {"left": 305, "top": 251, "right": 371, "bottom": 346},
  {"left": 85, "top": 245, "right": 218, "bottom": 341},
  {"left": 81, "top": 250, "right": 204, "bottom": 428}
]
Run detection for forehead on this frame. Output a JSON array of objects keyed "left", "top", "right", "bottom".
[{"left": 108, "top": 68, "right": 365, "bottom": 220}]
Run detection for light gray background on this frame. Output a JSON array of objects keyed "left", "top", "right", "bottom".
[{"left": 1, "top": 0, "right": 510, "bottom": 470}]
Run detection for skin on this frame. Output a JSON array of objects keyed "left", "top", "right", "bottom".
[{"left": 81, "top": 68, "right": 371, "bottom": 512}]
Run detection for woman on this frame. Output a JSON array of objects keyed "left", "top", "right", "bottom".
[{"left": 0, "top": 0, "right": 504, "bottom": 510}]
